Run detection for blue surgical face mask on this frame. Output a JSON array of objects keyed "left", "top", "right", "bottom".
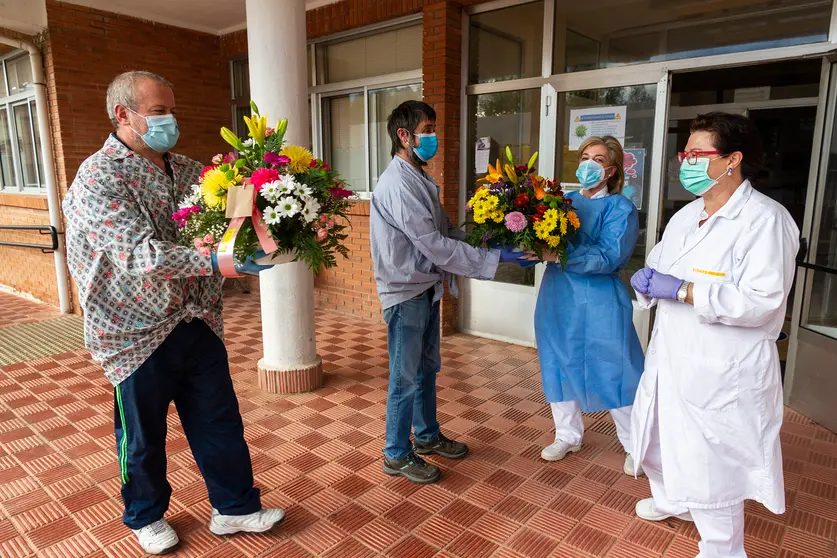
[
  {"left": 679, "top": 157, "right": 725, "bottom": 196},
  {"left": 128, "top": 108, "right": 179, "bottom": 153},
  {"left": 413, "top": 133, "right": 438, "bottom": 162},
  {"left": 576, "top": 159, "right": 610, "bottom": 190}
]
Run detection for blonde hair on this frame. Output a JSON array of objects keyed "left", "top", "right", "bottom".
[{"left": 577, "top": 135, "right": 625, "bottom": 194}]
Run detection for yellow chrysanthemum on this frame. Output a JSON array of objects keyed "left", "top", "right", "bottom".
[
  {"left": 559, "top": 213, "right": 568, "bottom": 235},
  {"left": 201, "top": 167, "right": 241, "bottom": 210},
  {"left": 546, "top": 235, "right": 561, "bottom": 248},
  {"left": 280, "top": 144, "right": 314, "bottom": 174},
  {"left": 567, "top": 210, "right": 580, "bottom": 230},
  {"left": 533, "top": 219, "right": 556, "bottom": 240}
]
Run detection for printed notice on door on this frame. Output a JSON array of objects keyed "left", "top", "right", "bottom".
[{"left": 568, "top": 106, "right": 627, "bottom": 150}]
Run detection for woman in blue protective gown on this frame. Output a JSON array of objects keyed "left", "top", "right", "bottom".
[{"left": 529, "top": 136, "right": 645, "bottom": 476}]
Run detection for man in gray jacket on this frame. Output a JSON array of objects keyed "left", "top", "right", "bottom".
[{"left": 370, "top": 100, "right": 526, "bottom": 484}]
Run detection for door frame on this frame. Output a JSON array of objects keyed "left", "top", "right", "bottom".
[{"left": 784, "top": 56, "right": 837, "bottom": 405}]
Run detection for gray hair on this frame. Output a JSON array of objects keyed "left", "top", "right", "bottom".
[{"left": 106, "top": 71, "right": 173, "bottom": 128}]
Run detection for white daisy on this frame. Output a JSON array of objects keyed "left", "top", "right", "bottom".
[
  {"left": 260, "top": 180, "right": 281, "bottom": 203},
  {"left": 277, "top": 196, "right": 300, "bottom": 218},
  {"left": 277, "top": 174, "right": 297, "bottom": 196},
  {"left": 295, "top": 182, "right": 313, "bottom": 197},
  {"left": 263, "top": 206, "right": 282, "bottom": 225},
  {"left": 300, "top": 198, "right": 321, "bottom": 223}
]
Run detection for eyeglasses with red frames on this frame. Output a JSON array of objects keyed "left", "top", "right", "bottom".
[{"left": 677, "top": 151, "right": 725, "bottom": 165}]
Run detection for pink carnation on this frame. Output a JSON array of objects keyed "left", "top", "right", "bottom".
[
  {"left": 193, "top": 237, "right": 204, "bottom": 249},
  {"left": 504, "top": 211, "right": 528, "bottom": 233},
  {"left": 251, "top": 167, "right": 280, "bottom": 191},
  {"left": 264, "top": 152, "right": 290, "bottom": 166},
  {"left": 316, "top": 228, "right": 328, "bottom": 242},
  {"left": 203, "top": 234, "right": 215, "bottom": 244}
]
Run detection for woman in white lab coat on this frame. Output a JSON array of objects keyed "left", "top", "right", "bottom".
[{"left": 629, "top": 112, "right": 799, "bottom": 558}]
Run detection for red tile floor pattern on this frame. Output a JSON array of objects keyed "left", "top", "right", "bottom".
[
  {"left": 0, "top": 291, "right": 60, "bottom": 328},
  {"left": 0, "top": 290, "right": 836, "bottom": 557}
]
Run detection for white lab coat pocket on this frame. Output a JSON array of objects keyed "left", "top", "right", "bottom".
[{"left": 677, "top": 356, "right": 740, "bottom": 411}]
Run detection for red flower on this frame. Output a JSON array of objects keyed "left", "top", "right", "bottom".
[
  {"left": 199, "top": 165, "right": 217, "bottom": 180},
  {"left": 329, "top": 187, "right": 353, "bottom": 199},
  {"left": 515, "top": 193, "right": 530, "bottom": 208},
  {"left": 310, "top": 159, "right": 330, "bottom": 170},
  {"left": 532, "top": 205, "right": 548, "bottom": 222}
]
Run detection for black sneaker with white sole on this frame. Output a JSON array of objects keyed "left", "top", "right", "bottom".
[
  {"left": 414, "top": 433, "right": 469, "bottom": 459},
  {"left": 382, "top": 451, "right": 441, "bottom": 484}
]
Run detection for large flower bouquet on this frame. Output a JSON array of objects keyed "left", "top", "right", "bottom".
[
  {"left": 173, "top": 102, "right": 353, "bottom": 276},
  {"left": 465, "top": 147, "right": 580, "bottom": 265}
]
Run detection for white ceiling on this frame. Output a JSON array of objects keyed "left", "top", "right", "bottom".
[{"left": 0, "top": 0, "right": 342, "bottom": 36}]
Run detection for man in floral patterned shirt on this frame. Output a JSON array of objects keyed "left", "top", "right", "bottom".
[{"left": 63, "top": 71, "right": 283, "bottom": 554}]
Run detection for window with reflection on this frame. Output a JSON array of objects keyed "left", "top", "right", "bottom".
[
  {"left": 0, "top": 52, "right": 42, "bottom": 192},
  {"left": 316, "top": 25, "right": 421, "bottom": 84},
  {"left": 469, "top": 1, "right": 544, "bottom": 84},
  {"left": 466, "top": 89, "right": 541, "bottom": 286},
  {"left": 553, "top": 0, "right": 831, "bottom": 73}
]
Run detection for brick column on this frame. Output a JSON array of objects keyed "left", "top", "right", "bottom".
[{"left": 422, "top": 0, "right": 462, "bottom": 337}]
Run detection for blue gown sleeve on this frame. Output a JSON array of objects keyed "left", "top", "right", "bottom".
[{"left": 562, "top": 199, "right": 639, "bottom": 275}]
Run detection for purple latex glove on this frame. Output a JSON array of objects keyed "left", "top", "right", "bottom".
[
  {"left": 646, "top": 269, "right": 684, "bottom": 300},
  {"left": 630, "top": 267, "right": 653, "bottom": 295}
]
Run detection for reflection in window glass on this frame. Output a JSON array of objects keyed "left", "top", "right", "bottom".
[
  {"left": 13, "top": 103, "right": 37, "bottom": 187},
  {"left": 7, "top": 55, "right": 32, "bottom": 95},
  {"left": 803, "top": 270, "right": 837, "bottom": 340},
  {"left": 324, "top": 93, "right": 366, "bottom": 193},
  {"left": 0, "top": 109, "right": 12, "bottom": 188},
  {"left": 556, "top": 85, "right": 657, "bottom": 294},
  {"left": 368, "top": 84, "right": 421, "bottom": 190},
  {"left": 554, "top": 0, "right": 830, "bottom": 73},
  {"left": 469, "top": 1, "right": 544, "bottom": 85},
  {"left": 467, "top": 89, "right": 541, "bottom": 286},
  {"left": 317, "top": 25, "right": 422, "bottom": 84}
]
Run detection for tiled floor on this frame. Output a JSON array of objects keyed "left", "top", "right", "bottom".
[{"left": 1, "top": 291, "right": 836, "bottom": 557}]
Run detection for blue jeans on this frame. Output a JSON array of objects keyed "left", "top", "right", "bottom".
[
  {"left": 383, "top": 289, "right": 442, "bottom": 460},
  {"left": 114, "top": 319, "right": 261, "bottom": 529}
]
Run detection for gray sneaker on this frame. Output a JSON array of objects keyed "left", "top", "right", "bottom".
[
  {"left": 382, "top": 451, "right": 441, "bottom": 484},
  {"left": 414, "top": 433, "right": 469, "bottom": 459}
]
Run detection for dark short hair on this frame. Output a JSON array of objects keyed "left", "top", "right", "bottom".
[
  {"left": 690, "top": 112, "right": 767, "bottom": 186},
  {"left": 387, "top": 100, "right": 436, "bottom": 157}
]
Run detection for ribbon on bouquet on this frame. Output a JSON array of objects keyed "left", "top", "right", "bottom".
[{"left": 216, "top": 179, "right": 278, "bottom": 278}]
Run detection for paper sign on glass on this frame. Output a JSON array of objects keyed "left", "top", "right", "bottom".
[{"left": 225, "top": 184, "right": 254, "bottom": 219}]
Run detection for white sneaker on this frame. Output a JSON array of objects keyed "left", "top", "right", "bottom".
[
  {"left": 623, "top": 454, "right": 644, "bottom": 477},
  {"left": 635, "top": 498, "right": 693, "bottom": 522},
  {"left": 541, "top": 440, "right": 582, "bottom": 461},
  {"left": 209, "top": 508, "right": 286, "bottom": 536},
  {"left": 132, "top": 519, "right": 179, "bottom": 555}
]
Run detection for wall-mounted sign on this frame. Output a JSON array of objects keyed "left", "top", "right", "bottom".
[{"left": 568, "top": 106, "right": 627, "bottom": 150}]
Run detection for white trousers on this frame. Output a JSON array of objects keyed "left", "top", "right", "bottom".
[
  {"left": 642, "top": 400, "right": 747, "bottom": 558},
  {"left": 550, "top": 400, "right": 632, "bottom": 453}
]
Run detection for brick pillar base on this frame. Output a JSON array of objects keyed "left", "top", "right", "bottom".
[{"left": 257, "top": 357, "right": 324, "bottom": 394}]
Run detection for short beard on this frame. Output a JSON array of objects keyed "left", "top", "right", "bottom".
[{"left": 405, "top": 144, "right": 427, "bottom": 167}]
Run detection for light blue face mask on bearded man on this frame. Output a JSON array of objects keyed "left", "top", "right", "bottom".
[{"left": 127, "top": 108, "right": 180, "bottom": 153}]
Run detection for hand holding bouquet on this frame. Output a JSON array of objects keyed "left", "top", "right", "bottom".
[
  {"left": 466, "top": 147, "right": 580, "bottom": 266},
  {"left": 174, "top": 101, "right": 353, "bottom": 277}
]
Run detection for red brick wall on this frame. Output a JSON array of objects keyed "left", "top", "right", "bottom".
[
  {"left": 0, "top": 2, "right": 234, "bottom": 307},
  {"left": 224, "top": 0, "right": 470, "bottom": 332},
  {"left": 47, "top": 1, "right": 231, "bottom": 188},
  {"left": 422, "top": 1, "right": 462, "bottom": 335},
  {"left": 0, "top": 195, "right": 59, "bottom": 305}
]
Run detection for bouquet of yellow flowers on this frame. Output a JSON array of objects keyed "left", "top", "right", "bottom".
[{"left": 466, "top": 147, "right": 580, "bottom": 265}]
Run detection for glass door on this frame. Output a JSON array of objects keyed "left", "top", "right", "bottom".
[
  {"left": 542, "top": 70, "right": 671, "bottom": 349},
  {"left": 785, "top": 59, "right": 837, "bottom": 433}
]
